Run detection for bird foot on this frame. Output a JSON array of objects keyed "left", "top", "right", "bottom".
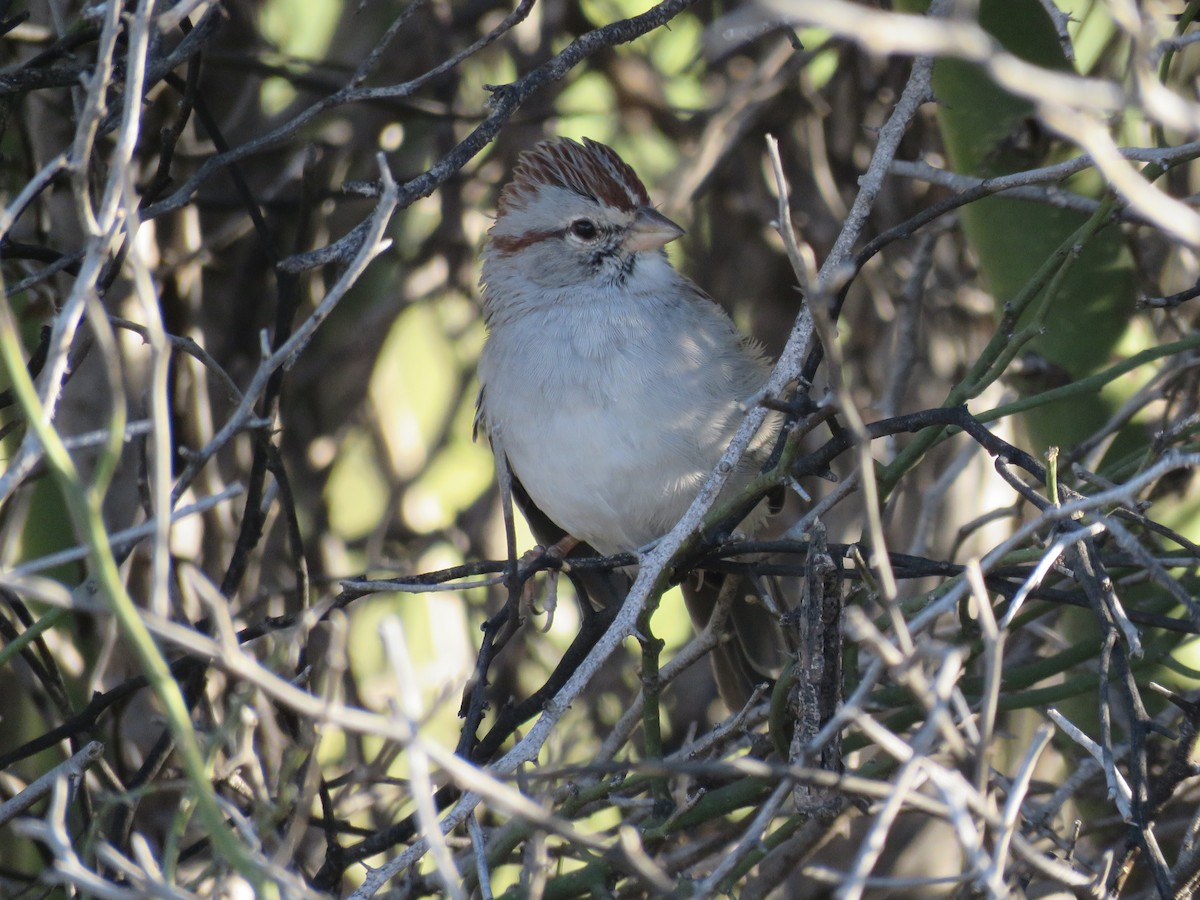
[{"left": 518, "top": 536, "right": 578, "bottom": 632}]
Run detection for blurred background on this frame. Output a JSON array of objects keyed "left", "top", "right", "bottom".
[{"left": 2, "top": 0, "right": 1199, "bottom": 896}]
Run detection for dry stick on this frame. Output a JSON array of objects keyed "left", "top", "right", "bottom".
[
  {"left": 764, "top": 26, "right": 939, "bottom": 763},
  {"left": 666, "top": 38, "right": 809, "bottom": 214},
  {"left": 67, "top": 0, "right": 122, "bottom": 237},
  {"left": 1048, "top": 708, "right": 1133, "bottom": 818},
  {"left": 266, "top": 585, "right": 347, "bottom": 869},
  {"left": 766, "top": 1, "right": 1200, "bottom": 244},
  {"left": 1104, "top": 514, "right": 1197, "bottom": 618},
  {"left": 4, "top": 0, "right": 282, "bottom": 889},
  {"left": 880, "top": 223, "right": 945, "bottom": 431},
  {"left": 985, "top": 724, "right": 1054, "bottom": 893},
  {"left": 1036, "top": 0, "right": 1075, "bottom": 61},
  {"left": 888, "top": 144, "right": 1200, "bottom": 220},
  {"left": 4, "top": 484, "right": 244, "bottom": 580},
  {"left": 123, "top": 185, "right": 173, "bottom": 620},
  {"left": 0, "top": 11, "right": 228, "bottom": 508},
  {"left": 785, "top": 523, "right": 844, "bottom": 802},
  {"left": 699, "top": 779, "right": 794, "bottom": 893},
  {"left": 141, "top": 0, "right": 536, "bottom": 225},
  {"left": 596, "top": 562, "right": 743, "bottom": 763},
  {"left": 0, "top": 225, "right": 101, "bottom": 509},
  {"left": 0, "top": 740, "right": 104, "bottom": 828},
  {"left": 380, "top": 617, "right": 465, "bottom": 900},
  {"left": 0, "top": 154, "right": 68, "bottom": 237},
  {"left": 839, "top": 654, "right": 963, "bottom": 900},
  {"left": 11, "top": 777, "right": 190, "bottom": 900},
  {"left": 467, "top": 812, "right": 495, "bottom": 900},
  {"left": 839, "top": 598, "right": 1091, "bottom": 892},
  {"left": 128, "top": 569, "right": 617, "bottom": 861},
  {"left": 169, "top": 155, "right": 398, "bottom": 506},
  {"left": 966, "top": 562, "right": 1004, "bottom": 799},
  {"left": 766, "top": 7, "right": 941, "bottom": 607},
  {"left": 910, "top": 452, "right": 1200, "bottom": 636},
  {"left": 544, "top": 750, "right": 1093, "bottom": 891},
  {"left": 358, "top": 0, "right": 994, "bottom": 890}
]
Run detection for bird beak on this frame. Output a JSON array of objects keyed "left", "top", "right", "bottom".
[{"left": 623, "top": 207, "right": 685, "bottom": 252}]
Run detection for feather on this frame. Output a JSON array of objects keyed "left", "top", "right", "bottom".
[{"left": 498, "top": 137, "right": 650, "bottom": 215}]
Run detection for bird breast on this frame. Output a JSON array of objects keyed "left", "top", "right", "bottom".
[{"left": 479, "top": 280, "right": 770, "bottom": 555}]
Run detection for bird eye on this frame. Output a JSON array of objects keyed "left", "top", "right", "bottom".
[{"left": 568, "top": 219, "right": 598, "bottom": 240}]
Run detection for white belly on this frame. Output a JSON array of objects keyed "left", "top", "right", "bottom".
[
  {"left": 478, "top": 289, "right": 769, "bottom": 555},
  {"left": 500, "top": 391, "right": 725, "bottom": 554}
]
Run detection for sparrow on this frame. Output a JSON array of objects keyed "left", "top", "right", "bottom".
[{"left": 476, "top": 136, "right": 786, "bottom": 707}]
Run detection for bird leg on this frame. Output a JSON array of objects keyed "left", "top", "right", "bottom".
[{"left": 519, "top": 536, "right": 579, "bottom": 630}]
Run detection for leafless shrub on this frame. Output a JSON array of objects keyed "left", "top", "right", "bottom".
[{"left": 1, "top": 0, "right": 1198, "bottom": 897}]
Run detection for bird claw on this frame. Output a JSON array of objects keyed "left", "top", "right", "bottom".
[
  {"left": 524, "top": 571, "right": 558, "bottom": 633},
  {"left": 518, "top": 537, "right": 577, "bottom": 631},
  {"left": 518, "top": 535, "right": 577, "bottom": 570}
]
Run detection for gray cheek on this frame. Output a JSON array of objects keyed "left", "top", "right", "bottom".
[{"left": 528, "top": 244, "right": 588, "bottom": 289}]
